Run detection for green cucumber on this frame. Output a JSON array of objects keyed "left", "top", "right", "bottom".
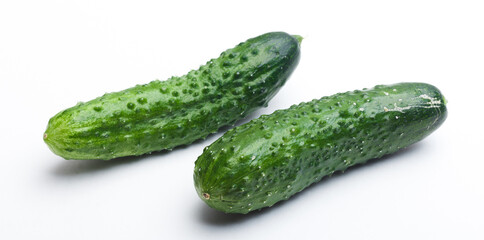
[
  {"left": 194, "top": 82, "right": 447, "bottom": 214},
  {"left": 44, "top": 32, "right": 302, "bottom": 160}
]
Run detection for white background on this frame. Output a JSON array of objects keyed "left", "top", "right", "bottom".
[{"left": 1, "top": 0, "right": 483, "bottom": 239}]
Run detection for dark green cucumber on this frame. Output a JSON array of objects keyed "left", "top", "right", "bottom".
[
  {"left": 44, "top": 32, "right": 302, "bottom": 160},
  {"left": 194, "top": 82, "right": 447, "bottom": 214}
]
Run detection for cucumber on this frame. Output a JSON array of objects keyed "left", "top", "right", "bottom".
[
  {"left": 194, "top": 82, "right": 447, "bottom": 214},
  {"left": 43, "top": 32, "right": 302, "bottom": 160}
]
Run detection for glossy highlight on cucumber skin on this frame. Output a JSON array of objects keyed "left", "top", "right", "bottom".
[
  {"left": 194, "top": 82, "right": 447, "bottom": 214},
  {"left": 44, "top": 32, "right": 302, "bottom": 160}
]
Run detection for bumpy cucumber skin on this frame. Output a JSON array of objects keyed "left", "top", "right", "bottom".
[
  {"left": 44, "top": 32, "right": 301, "bottom": 160},
  {"left": 194, "top": 82, "right": 447, "bottom": 214}
]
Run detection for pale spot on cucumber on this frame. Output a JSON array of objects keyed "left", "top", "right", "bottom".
[{"left": 202, "top": 193, "right": 210, "bottom": 200}]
